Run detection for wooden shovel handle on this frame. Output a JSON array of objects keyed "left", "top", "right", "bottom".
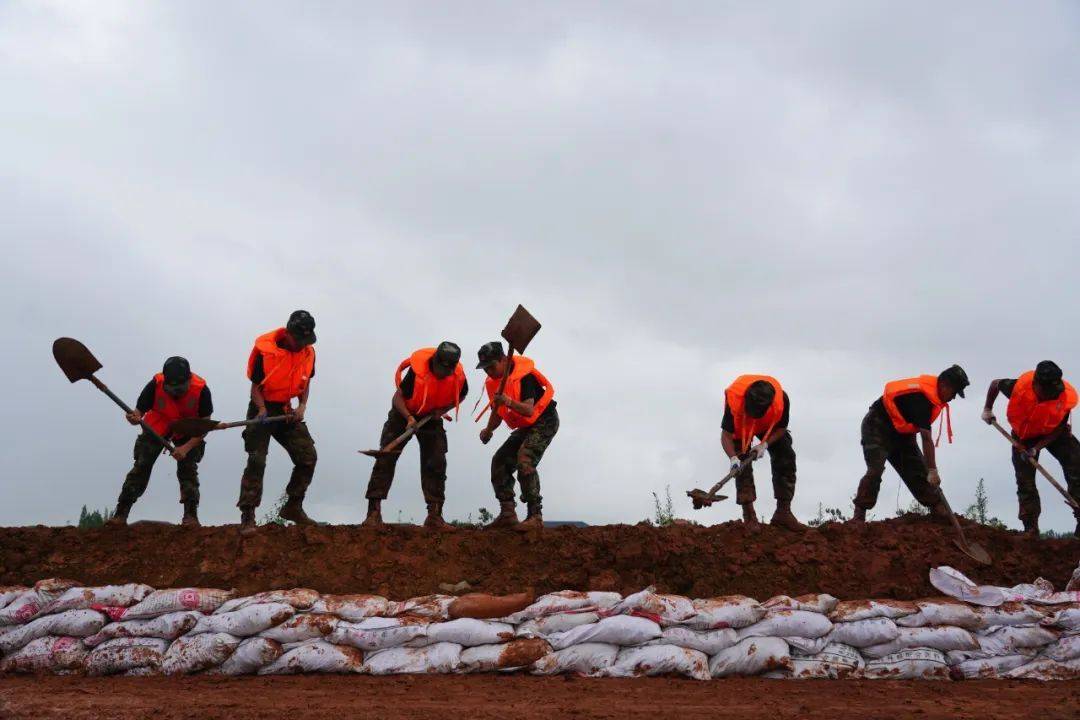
[
  {"left": 219, "top": 415, "right": 290, "bottom": 430},
  {"left": 87, "top": 375, "right": 177, "bottom": 454},
  {"left": 991, "top": 420, "right": 1080, "bottom": 510},
  {"left": 475, "top": 348, "right": 516, "bottom": 423},
  {"left": 383, "top": 414, "right": 435, "bottom": 453}
]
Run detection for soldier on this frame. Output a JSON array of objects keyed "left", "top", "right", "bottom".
[
  {"left": 852, "top": 365, "right": 969, "bottom": 522},
  {"left": 476, "top": 342, "right": 558, "bottom": 531},
  {"left": 108, "top": 356, "right": 212, "bottom": 527},
  {"left": 721, "top": 375, "right": 805, "bottom": 531},
  {"left": 238, "top": 310, "right": 319, "bottom": 535},
  {"left": 982, "top": 361, "right": 1080, "bottom": 537},
  {"left": 362, "top": 342, "right": 468, "bottom": 530}
]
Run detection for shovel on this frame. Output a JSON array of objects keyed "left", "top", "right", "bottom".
[
  {"left": 687, "top": 453, "right": 755, "bottom": 509},
  {"left": 989, "top": 420, "right": 1080, "bottom": 510},
  {"left": 938, "top": 490, "right": 992, "bottom": 566},
  {"left": 170, "top": 415, "right": 290, "bottom": 437},
  {"left": 475, "top": 305, "right": 543, "bottom": 422},
  {"left": 52, "top": 337, "right": 177, "bottom": 454},
  {"left": 358, "top": 415, "right": 436, "bottom": 458}
]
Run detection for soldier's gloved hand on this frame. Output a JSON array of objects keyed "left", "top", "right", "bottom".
[
  {"left": 752, "top": 442, "right": 769, "bottom": 461},
  {"left": 927, "top": 468, "right": 941, "bottom": 487},
  {"left": 1023, "top": 447, "right": 1038, "bottom": 461},
  {"left": 479, "top": 428, "right": 494, "bottom": 445},
  {"left": 981, "top": 408, "right": 995, "bottom": 425},
  {"left": 729, "top": 456, "right": 741, "bottom": 473},
  {"left": 125, "top": 410, "right": 142, "bottom": 426}
]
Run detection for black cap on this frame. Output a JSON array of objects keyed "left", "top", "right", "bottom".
[
  {"left": 476, "top": 341, "right": 505, "bottom": 369},
  {"left": 938, "top": 364, "right": 969, "bottom": 398},
  {"left": 1034, "top": 360, "right": 1065, "bottom": 397},
  {"left": 745, "top": 380, "right": 776, "bottom": 418},
  {"left": 286, "top": 310, "right": 316, "bottom": 345},
  {"left": 433, "top": 341, "right": 462, "bottom": 370},
  {"left": 162, "top": 356, "right": 191, "bottom": 390}
]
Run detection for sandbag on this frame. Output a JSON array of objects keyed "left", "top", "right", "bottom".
[
  {"left": 862, "top": 648, "right": 950, "bottom": 680},
  {"left": 123, "top": 588, "right": 234, "bottom": 619},
  {"left": 388, "top": 594, "right": 454, "bottom": 620},
  {"left": 1006, "top": 657, "right": 1080, "bottom": 680},
  {"left": 978, "top": 624, "right": 1060, "bottom": 653},
  {"left": 85, "top": 637, "right": 169, "bottom": 676},
  {"left": 896, "top": 599, "right": 980, "bottom": 629},
  {"left": 772, "top": 642, "right": 864, "bottom": 680},
  {"left": 952, "top": 654, "right": 1032, "bottom": 679},
  {"left": 971, "top": 603, "right": 1046, "bottom": 628},
  {"left": 162, "top": 632, "right": 240, "bottom": 674},
  {"left": 459, "top": 638, "right": 551, "bottom": 672},
  {"left": 783, "top": 635, "right": 832, "bottom": 655},
  {"left": 1042, "top": 634, "right": 1080, "bottom": 662},
  {"left": 736, "top": 610, "right": 833, "bottom": 640},
  {"left": 211, "top": 637, "right": 283, "bottom": 675},
  {"left": 37, "top": 584, "right": 153, "bottom": 617},
  {"left": 84, "top": 611, "right": 200, "bottom": 647},
  {"left": 763, "top": 594, "right": 839, "bottom": 615},
  {"left": 364, "top": 642, "right": 462, "bottom": 675},
  {"left": 861, "top": 626, "right": 979, "bottom": 658},
  {"left": 308, "top": 594, "right": 389, "bottom": 621},
  {"left": 190, "top": 602, "right": 294, "bottom": 637},
  {"left": 0, "top": 586, "right": 28, "bottom": 610},
  {"left": 412, "top": 618, "right": 514, "bottom": 647},
  {"left": 329, "top": 617, "right": 429, "bottom": 650},
  {"left": 0, "top": 580, "right": 81, "bottom": 626},
  {"left": 448, "top": 592, "right": 534, "bottom": 620},
  {"left": 680, "top": 596, "right": 765, "bottom": 630},
  {"left": 709, "top": 637, "right": 791, "bottom": 677},
  {"left": 1041, "top": 607, "right": 1080, "bottom": 632},
  {"left": 609, "top": 644, "right": 710, "bottom": 680},
  {"left": 828, "top": 618, "right": 900, "bottom": 648},
  {"left": 829, "top": 599, "right": 918, "bottom": 622},
  {"left": 216, "top": 589, "right": 320, "bottom": 615},
  {"left": 612, "top": 588, "right": 695, "bottom": 624},
  {"left": 259, "top": 640, "right": 364, "bottom": 674},
  {"left": 259, "top": 613, "right": 338, "bottom": 643},
  {"left": 0, "top": 636, "right": 87, "bottom": 674},
  {"left": 646, "top": 626, "right": 738, "bottom": 655},
  {"left": 548, "top": 615, "right": 661, "bottom": 650},
  {"left": 504, "top": 591, "right": 622, "bottom": 622},
  {"left": 0, "top": 609, "right": 105, "bottom": 654},
  {"left": 516, "top": 611, "right": 599, "bottom": 638},
  {"left": 531, "top": 642, "right": 618, "bottom": 677},
  {"left": 929, "top": 566, "right": 1005, "bottom": 607}
]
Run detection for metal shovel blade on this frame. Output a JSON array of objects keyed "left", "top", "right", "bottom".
[
  {"left": 953, "top": 538, "right": 992, "bottom": 566},
  {"left": 358, "top": 448, "right": 404, "bottom": 459},
  {"left": 686, "top": 488, "right": 728, "bottom": 509},
  {"left": 170, "top": 418, "right": 222, "bottom": 437},
  {"left": 53, "top": 337, "right": 103, "bottom": 383},
  {"left": 501, "top": 305, "right": 541, "bottom": 353}
]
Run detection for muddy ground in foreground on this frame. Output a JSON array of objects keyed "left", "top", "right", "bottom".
[{"left": 1, "top": 515, "right": 1076, "bottom": 599}]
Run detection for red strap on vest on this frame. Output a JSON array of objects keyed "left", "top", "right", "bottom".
[{"left": 934, "top": 404, "right": 953, "bottom": 447}]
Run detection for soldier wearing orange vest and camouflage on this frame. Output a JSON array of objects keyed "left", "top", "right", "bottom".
[
  {"left": 109, "top": 356, "right": 213, "bottom": 528},
  {"left": 238, "top": 310, "right": 319, "bottom": 534},
  {"left": 852, "top": 365, "right": 969, "bottom": 523},
  {"left": 721, "top": 375, "right": 805, "bottom": 531},
  {"left": 477, "top": 341, "right": 559, "bottom": 531},
  {"left": 363, "top": 342, "right": 469, "bottom": 531},
  {"left": 982, "top": 361, "right": 1080, "bottom": 537}
]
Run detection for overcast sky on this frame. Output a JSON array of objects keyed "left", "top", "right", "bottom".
[{"left": 3, "top": 1, "right": 1080, "bottom": 531}]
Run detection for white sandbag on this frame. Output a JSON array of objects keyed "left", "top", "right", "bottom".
[
  {"left": 1042, "top": 634, "right": 1080, "bottom": 662},
  {"left": 413, "top": 618, "right": 514, "bottom": 647},
  {"left": 646, "top": 627, "right": 738, "bottom": 655},
  {"left": 612, "top": 588, "right": 695, "bottom": 624},
  {"left": 783, "top": 635, "right": 832, "bottom": 655},
  {"left": 515, "top": 611, "right": 599, "bottom": 637},
  {"left": 929, "top": 566, "right": 1005, "bottom": 607},
  {"left": 364, "top": 642, "right": 462, "bottom": 675},
  {"left": 121, "top": 666, "right": 162, "bottom": 677},
  {"left": 85, "top": 637, "right": 169, "bottom": 676},
  {"left": 190, "top": 602, "right": 294, "bottom": 637},
  {"left": 829, "top": 599, "right": 918, "bottom": 622},
  {"left": 211, "top": 637, "right": 283, "bottom": 675},
  {"left": 0, "top": 591, "right": 46, "bottom": 626},
  {"left": 124, "top": 588, "right": 234, "bottom": 619},
  {"left": 827, "top": 618, "right": 900, "bottom": 648},
  {"left": 971, "top": 602, "right": 1046, "bottom": 628},
  {"left": 504, "top": 591, "right": 622, "bottom": 622},
  {"left": 458, "top": 638, "right": 551, "bottom": 672},
  {"left": 547, "top": 615, "right": 661, "bottom": 650},
  {"left": 0, "top": 609, "right": 105, "bottom": 654},
  {"left": 763, "top": 594, "right": 839, "bottom": 615},
  {"left": 979, "top": 624, "right": 1059, "bottom": 652},
  {"left": 609, "top": 645, "right": 710, "bottom": 680},
  {"left": 37, "top": 584, "right": 153, "bottom": 616},
  {"left": 328, "top": 617, "right": 429, "bottom": 650},
  {"left": 0, "top": 586, "right": 28, "bottom": 610},
  {"left": 84, "top": 611, "right": 201, "bottom": 647},
  {"left": 680, "top": 596, "right": 765, "bottom": 630},
  {"left": 259, "top": 613, "right": 338, "bottom": 643},
  {"left": 709, "top": 636, "right": 791, "bottom": 677},
  {"left": 1006, "top": 657, "right": 1080, "bottom": 680},
  {"left": 215, "top": 588, "right": 320, "bottom": 615},
  {"left": 896, "top": 600, "right": 980, "bottom": 629},
  {"left": 388, "top": 594, "right": 454, "bottom": 620},
  {"left": 308, "top": 594, "right": 389, "bottom": 621},
  {"left": 861, "top": 626, "right": 979, "bottom": 658},
  {"left": 531, "top": 642, "right": 619, "bottom": 677},
  {"left": 1041, "top": 607, "right": 1080, "bottom": 631},
  {"left": 953, "top": 654, "right": 1033, "bottom": 679},
  {"left": 772, "top": 642, "right": 864, "bottom": 680},
  {"left": 259, "top": 639, "right": 364, "bottom": 674},
  {"left": 162, "top": 632, "right": 240, "bottom": 675},
  {"left": 0, "top": 636, "right": 87, "bottom": 673},
  {"left": 862, "top": 648, "right": 950, "bottom": 680},
  {"left": 736, "top": 610, "right": 833, "bottom": 640}
]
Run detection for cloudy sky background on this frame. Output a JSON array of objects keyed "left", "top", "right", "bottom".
[{"left": 3, "top": 1, "right": 1079, "bottom": 530}]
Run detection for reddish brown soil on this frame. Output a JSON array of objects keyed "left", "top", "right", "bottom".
[
  {"left": 1, "top": 675, "right": 1077, "bottom": 720},
  {"left": 1, "top": 516, "right": 1076, "bottom": 599}
]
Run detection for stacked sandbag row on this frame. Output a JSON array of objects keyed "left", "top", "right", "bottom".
[{"left": 1, "top": 571, "right": 1077, "bottom": 680}]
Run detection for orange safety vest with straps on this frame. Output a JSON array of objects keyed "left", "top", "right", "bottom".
[
  {"left": 143, "top": 372, "right": 207, "bottom": 439},
  {"left": 485, "top": 356, "right": 554, "bottom": 430},
  {"left": 246, "top": 328, "right": 315, "bottom": 403},
  {"left": 395, "top": 348, "right": 466, "bottom": 419},
  {"left": 882, "top": 375, "right": 953, "bottom": 444},
  {"left": 1006, "top": 370, "right": 1078, "bottom": 440},
  {"left": 725, "top": 375, "right": 785, "bottom": 449}
]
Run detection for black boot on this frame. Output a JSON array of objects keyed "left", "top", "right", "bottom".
[
  {"left": 485, "top": 500, "right": 519, "bottom": 530},
  {"left": 362, "top": 499, "right": 384, "bottom": 528},
  {"left": 850, "top": 505, "right": 867, "bottom": 524},
  {"left": 423, "top": 502, "right": 455, "bottom": 532},
  {"left": 181, "top": 501, "right": 200, "bottom": 528},
  {"left": 106, "top": 501, "right": 131, "bottom": 527},
  {"left": 239, "top": 507, "right": 257, "bottom": 536},
  {"left": 514, "top": 503, "right": 543, "bottom": 532},
  {"left": 279, "top": 496, "right": 317, "bottom": 525}
]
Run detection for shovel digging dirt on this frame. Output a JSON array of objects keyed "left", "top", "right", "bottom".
[
  {"left": 474, "top": 304, "right": 542, "bottom": 422},
  {"left": 686, "top": 454, "right": 756, "bottom": 509},
  {"left": 358, "top": 414, "right": 436, "bottom": 458},
  {"left": 938, "top": 492, "right": 992, "bottom": 566}
]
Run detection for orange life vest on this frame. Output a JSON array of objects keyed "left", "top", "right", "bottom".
[
  {"left": 485, "top": 356, "right": 554, "bottom": 430},
  {"left": 1006, "top": 370, "right": 1078, "bottom": 440},
  {"left": 395, "top": 348, "right": 466, "bottom": 419},
  {"left": 725, "top": 375, "right": 785, "bottom": 449},
  {"left": 882, "top": 375, "right": 952, "bottom": 443},
  {"left": 143, "top": 372, "right": 207, "bottom": 439},
  {"left": 246, "top": 328, "right": 316, "bottom": 403}
]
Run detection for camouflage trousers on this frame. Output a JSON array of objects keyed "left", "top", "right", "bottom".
[
  {"left": 119, "top": 432, "right": 204, "bottom": 507},
  {"left": 733, "top": 430, "right": 797, "bottom": 505},
  {"left": 1010, "top": 431, "right": 1080, "bottom": 525},
  {"left": 365, "top": 409, "right": 448, "bottom": 505},
  {"left": 238, "top": 401, "right": 317, "bottom": 509},
  {"left": 491, "top": 408, "right": 559, "bottom": 509},
  {"left": 854, "top": 408, "right": 943, "bottom": 511}
]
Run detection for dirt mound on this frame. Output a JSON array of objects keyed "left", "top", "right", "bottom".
[{"left": 0, "top": 516, "right": 1076, "bottom": 599}]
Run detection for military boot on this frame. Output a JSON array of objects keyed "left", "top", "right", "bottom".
[
  {"left": 850, "top": 505, "right": 867, "bottom": 524},
  {"left": 741, "top": 502, "right": 761, "bottom": 531},
  {"left": 279, "top": 496, "right": 318, "bottom": 526},
  {"left": 1022, "top": 519, "right": 1040, "bottom": 539},
  {"left": 514, "top": 503, "right": 544, "bottom": 532},
  {"left": 106, "top": 501, "right": 131, "bottom": 527},
  {"left": 239, "top": 507, "right": 257, "bottom": 536},
  {"left": 361, "top": 499, "right": 385, "bottom": 528},
  {"left": 423, "top": 502, "right": 455, "bottom": 532},
  {"left": 485, "top": 500, "right": 519, "bottom": 530},
  {"left": 181, "top": 501, "right": 200, "bottom": 528},
  {"left": 770, "top": 499, "right": 807, "bottom": 532}
]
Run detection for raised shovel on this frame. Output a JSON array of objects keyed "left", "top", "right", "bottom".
[
  {"left": 687, "top": 453, "right": 755, "bottom": 509},
  {"left": 52, "top": 337, "right": 177, "bottom": 454},
  {"left": 474, "top": 304, "right": 543, "bottom": 422},
  {"left": 170, "top": 415, "right": 289, "bottom": 437},
  {"left": 989, "top": 419, "right": 1080, "bottom": 510},
  {"left": 358, "top": 414, "right": 436, "bottom": 458},
  {"left": 938, "top": 490, "right": 992, "bottom": 566}
]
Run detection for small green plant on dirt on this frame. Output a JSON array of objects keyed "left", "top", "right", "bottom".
[
  {"left": 651, "top": 485, "right": 676, "bottom": 526},
  {"left": 76, "top": 505, "right": 114, "bottom": 529},
  {"left": 260, "top": 492, "right": 290, "bottom": 526},
  {"left": 962, "top": 478, "right": 1008, "bottom": 529},
  {"left": 450, "top": 508, "right": 493, "bottom": 529},
  {"left": 808, "top": 503, "right": 851, "bottom": 527},
  {"left": 895, "top": 498, "right": 930, "bottom": 517}
]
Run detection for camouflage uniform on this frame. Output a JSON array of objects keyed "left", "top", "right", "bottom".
[
  {"left": 366, "top": 410, "right": 449, "bottom": 504},
  {"left": 854, "top": 407, "right": 943, "bottom": 511},
  {"left": 1010, "top": 431, "right": 1080, "bottom": 526},
  {"left": 119, "top": 432, "right": 204, "bottom": 507},
  {"left": 491, "top": 407, "right": 559, "bottom": 508},
  {"left": 237, "top": 401, "right": 317, "bottom": 509},
  {"left": 733, "top": 430, "right": 797, "bottom": 505}
]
